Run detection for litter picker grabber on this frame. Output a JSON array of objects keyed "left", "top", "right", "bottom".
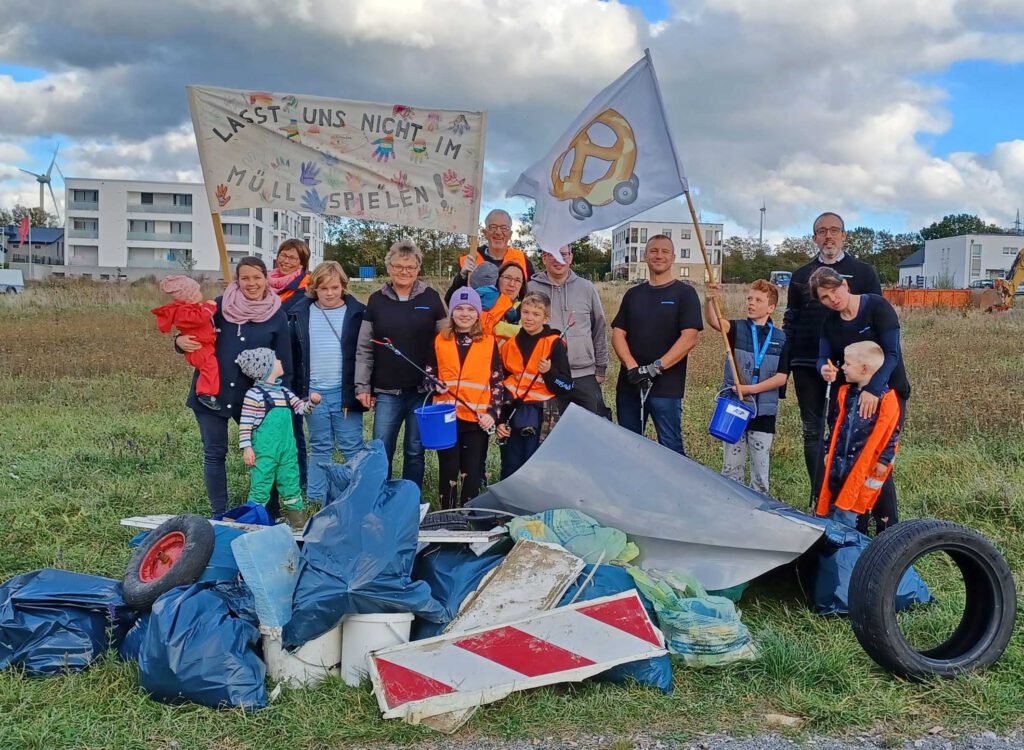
[{"left": 371, "top": 338, "right": 494, "bottom": 434}]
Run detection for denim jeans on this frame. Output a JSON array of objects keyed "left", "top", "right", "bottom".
[
  {"left": 372, "top": 390, "right": 426, "bottom": 487},
  {"left": 305, "top": 385, "right": 366, "bottom": 502},
  {"left": 194, "top": 408, "right": 231, "bottom": 516},
  {"left": 616, "top": 390, "right": 685, "bottom": 456}
]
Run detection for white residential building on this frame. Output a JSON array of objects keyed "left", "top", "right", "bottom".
[
  {"left": 610, "top": 220, "right": 723, "bottom": 282},
  {"left": 63, "top": 178, "right": 324, "bottom": 280},
  {"left": 913, "top": 234, "right": 1023, "bottom": 288}
]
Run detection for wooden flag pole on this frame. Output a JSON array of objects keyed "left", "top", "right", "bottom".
[
  {"left": 684, "top": 190, "right": 745, "bottom": 400},
  {"left": 211, "top": 211, "right": 232, "bottom": 284}
]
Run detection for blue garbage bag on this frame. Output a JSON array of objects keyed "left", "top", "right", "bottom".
[
  {"left": 129, "top": 524, "right": 244, "bottom": 583},
  {"left": 0, "top": 569, "right": 136, "bottom": 676},
  {"left": 559, "top": 565, "right": 674, "bottom": 693},
  {"left": 410, "top": 545, "right": 508, "bottom": 640},
  {"left": 118, "top": 614, "right": 150, "bottom": 663},
  {"left": 224, "top": 500, "right": 274, "bottom": 526},
  {"left": 282, "top": 441, "right": 444, "bottom": 649},
  {"left": 814, "top": 520, "right": 932, "bottom": 616},
  {"left": 137, "top": 580, "right": 267, "bottom": 710}
]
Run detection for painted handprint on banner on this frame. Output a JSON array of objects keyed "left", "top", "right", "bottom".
[
  {"left": 442, "top": 169, "right": 464, "bottom": 192},
  {"left": 301, "top": 189, "right": 328, "bottom": 214},
  {"left": 410, "top": 138, "right": 428, "bottom": 164},
  {"left": 215, "top": 184, "right": 231, "bottom": 207},
  {"left": 449, "top": 114, "right": 470, "bottom": 135},
  {"left": 462, "top": 184, "right": 476, "bottom": 202},
  {"left": 392, "top": 171, "right": 409, "bottom": 189},
  {"left": 427, "top": 112, "right": 441, "bottom": 131},
  {"left": 280, "top": 120, "right": 300, "bottom": 140},
  {"left": 300, "top": 161, "right": 322, "bottom": 186},
  {"left": 372, "top": 135, "right": 395, "bottom": 162},
  {"left": 393, "top": 105, "right": 416, "bottom": 120},
  {"left": 249, "top": 92, "right": 273, "bottom": 106},
  {"left": 345, "top": 172, "right": 362, "bottom": 192},
  {"left": 281, "top": 95, "right": 298, "bottom": 112},
  {"left": 270, "top": 156, "right": 291, "bottom": 171}
]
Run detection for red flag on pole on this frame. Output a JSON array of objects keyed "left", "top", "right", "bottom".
[{"left": 18, "top": 215, "right": 30, "bottom": 243}]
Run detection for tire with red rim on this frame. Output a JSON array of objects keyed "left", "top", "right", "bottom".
[{"left": 123, "top": 515, "right": 215, "bottom": 609}]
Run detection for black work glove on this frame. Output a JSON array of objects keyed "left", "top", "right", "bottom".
[{"left": 626, "top": 367, "right": 652, "bottom": 389}]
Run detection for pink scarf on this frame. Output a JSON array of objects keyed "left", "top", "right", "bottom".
[
  {"left": 268, "top": 267, "right": 303, "bottom": 292},
  {"left": 221, "top": 282, "right": 281, "bottom": 324}
]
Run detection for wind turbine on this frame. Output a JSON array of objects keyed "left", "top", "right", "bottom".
[{"left": 18, "top": 144, "right": 63, "bottom": 224}]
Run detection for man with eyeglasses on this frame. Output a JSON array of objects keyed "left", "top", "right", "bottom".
[
  {"left": 446, "top": 209, "right": 534, "bottom": 303},
  {"left": 784, "top": 212, "right": 881, "bottom": 491}
]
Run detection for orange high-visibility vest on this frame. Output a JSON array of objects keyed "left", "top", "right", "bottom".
[
  {"left": 434, "top": 332, "right": 496, "bottom": 422},
  {"left": 501, "top": 332, "right": 559, "bottom": 403},
  {"left": 815, "top": 385, "right": 901, "bottom": 516},
  {"left": 460, "top": 246, "right": 531, "bottom": 280},
  {"left": 481, "top": 294, "right": 514, "bottom": 338}
]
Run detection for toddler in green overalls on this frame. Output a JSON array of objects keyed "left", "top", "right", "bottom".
[{"left": 235, "top": 347, "right": 320, "bottom": 530}]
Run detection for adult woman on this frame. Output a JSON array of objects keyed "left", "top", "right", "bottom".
[
  {"left": 492, "top": 261, "right": 527, "bottom": 344},
  {"left": 354, "top": 240, "right": 447, "bottom": 486},
  {"left": 287, "top": 261, "right": 366, "bottom": 503},
  {"left": 811, "top": 266, "right": 910, "bottom": 533},
  {"left": 269, "top": 238, "right": 311, "bottom": 312},
  {"left": 176, "top": 256, "right": 292, "bottom": 517}
]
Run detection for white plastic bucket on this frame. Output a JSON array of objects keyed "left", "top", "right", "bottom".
[
  {"left": 340, "top": 612, "right": 414, "bottom": 687},
  {"left": 261, "top": 623, "right": 342, "bottom": 687}
]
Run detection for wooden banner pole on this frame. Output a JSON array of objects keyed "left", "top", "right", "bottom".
[
  {"left": 211, "top": 211, "right": 232, "bottom": 284},
  {"left": 683, "top": 190, "right": 744, "bottom": 399}
]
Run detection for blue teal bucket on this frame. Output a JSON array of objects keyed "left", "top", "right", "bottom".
[
  {"left": 709, "top": 390, "right": 755, "bottom": 444},
  {"left": 415, "top": 403, "right": 457, "bottom": 450}
]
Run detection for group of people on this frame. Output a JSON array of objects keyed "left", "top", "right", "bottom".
[{"left": 154, "top": 208, "right": 909, "bottom": 535}]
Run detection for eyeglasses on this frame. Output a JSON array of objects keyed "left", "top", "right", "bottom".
[
  {"left": 814, "top": 227, "right": 844, "bottom": 237},
  {"left": 499, "top": 275, "right": 524, "bottom": 286},
  {"left": 389, "top": 263, "right": 419, "bottom": 274},
  {"left": 486, "top": 224, "right": 512, "bottom": 233}
]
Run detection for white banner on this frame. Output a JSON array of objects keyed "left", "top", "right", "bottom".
[
  {"left": 508, "top": 50, "right": 687, "bottom": 254},
  {"left": 187, "top": 85, "right": 486, "bottom": 234}
]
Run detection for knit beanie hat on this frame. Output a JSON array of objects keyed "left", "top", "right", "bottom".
[
  {"left": 449, "top": 287, "right": 482, "bottom": 318},
  {"left": 235, "top": 347, "right": 276, "bottom": 382},
  {"left": 469, "top": 262, "right": 498, "bottom": 290},
  {"left": 159, "top": 275, "right": 200, "bottom": 301}
]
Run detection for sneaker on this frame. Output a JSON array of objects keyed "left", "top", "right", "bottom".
[{"left": 198, "top": 394, "right": 222, "bottom": 411}]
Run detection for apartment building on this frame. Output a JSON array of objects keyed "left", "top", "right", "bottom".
[
  {"left": 610, "top": 220, "right": 723, "bottom": 282},
  {"left": 63, "top": 178, "right": 324, "bottom": 280}
]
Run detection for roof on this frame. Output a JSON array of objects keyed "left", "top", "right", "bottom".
[
  {"left": 2, "top": 226, "right": 64, "bottom": 245},
  {"left": 898, "top": 247, "right": 926, "bottom": 268}
]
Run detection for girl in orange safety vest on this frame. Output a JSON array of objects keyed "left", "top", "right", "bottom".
[
  {"left": 496, "top": 292, "right": 573, "bottom": 479},
  {"left": 427, "top": 287, "right": 504, "bottom": 509}
]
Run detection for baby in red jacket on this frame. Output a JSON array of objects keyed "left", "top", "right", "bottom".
[{"left": 153, "top": 275, "right": 220, "bottom": 411}]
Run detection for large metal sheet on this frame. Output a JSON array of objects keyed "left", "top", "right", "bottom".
[{"left": 469, "top": 405, "right": 826, "bottom": 590}]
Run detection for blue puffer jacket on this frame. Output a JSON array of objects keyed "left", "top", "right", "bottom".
[
  {"left": 185, "top": 297, "right": 293, "bottom": 421},
  {"left": 286, "top": 294, "right": 366, "bottom": 411}
]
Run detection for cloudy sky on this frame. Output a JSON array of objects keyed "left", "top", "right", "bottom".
[{"left": 1, "top": 0, "right": 1023, "bottom": 243}]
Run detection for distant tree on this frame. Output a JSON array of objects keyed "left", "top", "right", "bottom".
[
  {"left": 0, "top": 204, "right": 59, "bottom": 228},
  {"left": 323, "top": 218, "right": 466, "bottom": 279},
  {"left": 568, "top": 233, "right": 609, "bottom": 280},
  {"left": 920, "top": 213, "right": 1004, "bottom": 241},
  {"left": 516, "top": 205, "right": 539, "bottom": 262}
]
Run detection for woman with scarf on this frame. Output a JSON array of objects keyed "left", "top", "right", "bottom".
[
  {"left": 175, "top": 256, "right": 293, "bottom": 518},
  {"left": 268, "top": 238, "right": 311, "bottom": 312}
]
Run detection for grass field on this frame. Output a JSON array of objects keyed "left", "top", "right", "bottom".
[{"left": 0, "top": 278, "right": 1022, "bottom": 750}]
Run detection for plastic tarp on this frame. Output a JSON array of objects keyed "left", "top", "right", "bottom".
[
  {"left": 558, "top": 565, "right": 674, "bottom": 693},
  {"left": 136, "top": 580, "right": 267, "bottom": 710},
  {"left": 230, "top": 523, "right": 300, "bottom": 629},
  {"left": 0, "top": 568, "right": 136, "bottom": 676},
  {"left": 469, "top": 405, "right": 827, "bottom": 590},
  {"left": 814, "top": 520, "right": 932, "bottom": 617},
  {"left": 508, "top": 509, "right": 639, "bottom": 564},
  {"left": 411, "top": 544, "right": 508, "bottom": 640},
  {"left": 282, "top": 440, "right": 444, "bottom": 649}
]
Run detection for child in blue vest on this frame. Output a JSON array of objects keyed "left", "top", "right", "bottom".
[{"left": 706, "top": 280, "right": 790, "bottom": 494}]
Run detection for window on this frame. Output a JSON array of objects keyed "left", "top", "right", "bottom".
[
  {"left": 630, "top": 227, "right": 638, "bottom": 243},
  {"left": 222, "top": 223, "right": 248, "bottom": 238},
  {"left": 661, "top": 229, "right": 672, "bottom": 239},
  {"left": 1005, "top": 247, "right": 1019, "bottom": 255},
  {"left": 255, "top": 208, "right": 263, "bottom": 221},
  {"left": 714, "top": 230, "right": 723, "bottom": 245},
  {"left": 679, "top": 247, "right": 690, "bottom": 259},
  {"left": 173, "top": 193, "right": 192, "bottom": 206},
  {"left": 302, "top": 217, "right": 311, "bottom": 234},
  {"left": 72, "top": 219, "right": 96, "bottom": 230},
  {"left": 680, "top": 229, "right": 691, "bottom": 240},
  {"left": 141, "top": 193, "right": 153, "bottom": 204},
  {"left": 970, "top": 243, "right": 982, "bottom": 278},
  {"left": 170, "top": 221, "right": 191, "bottom": 236},
  {"left": 273, "top": 211, "right": 279, "bottom": 230},
  {"left": 255, "top": 226, "right": 263, "bottom": 248},
  {"left": 72, "top": 189, "right": 98, "bottom": 202},
  {"left": 640, "top": 227, "right": 647, "bottom": 243},
  {"left": 679, "top": 267, "right": 689, "bottom": 278},
  {"left": 128, "top": 219, "right": 155, "bottom": 233},
  {"left": 705, "top": 229, "right": 715, "bottom": 245}
]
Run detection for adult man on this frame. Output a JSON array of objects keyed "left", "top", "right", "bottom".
[
  {"left": 528, "top": 245, "right": 610, "bottom": 417},
  {"left": 783, "top": 212, "right": 881, "bottom": 487},
  {"left": 446, "top": 209, "right": 534, "bottom": 302},
  {"left": 611, "top": 234, "right": 703, "bottom": 455}
]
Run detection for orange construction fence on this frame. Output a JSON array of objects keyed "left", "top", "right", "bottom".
[{"left": 882, "top": 288, "right": 972, "bottom": 308}]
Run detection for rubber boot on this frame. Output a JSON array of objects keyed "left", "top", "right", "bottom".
[{"left": 284, "top": 508, "right": 307, "bottom": 533}]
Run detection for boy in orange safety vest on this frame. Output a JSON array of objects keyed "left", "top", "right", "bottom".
[{"left": 815, "top": 340, "right": 902, "bottom": 529}]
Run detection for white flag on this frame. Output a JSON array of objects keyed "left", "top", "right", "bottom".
[
  {"left": 508, "top": 50, "right": 687, "bottom": 256},
  {"left": 187, "top": 85, "right": 486, "bottom": 235}
]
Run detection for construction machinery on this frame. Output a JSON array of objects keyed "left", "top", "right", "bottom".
[{"left": 982, "top": 247, "right": 1024, "bottom": 312}]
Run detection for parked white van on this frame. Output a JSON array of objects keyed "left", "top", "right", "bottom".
[{"left": 0, "top": 269, "right": 26, "bottom": 294}]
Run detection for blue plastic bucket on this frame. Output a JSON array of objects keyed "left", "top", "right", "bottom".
[
  {"left": 415, "top": 403, "right": 457, "bottom": 450},
  {"left": 709, "top": 392, "right": 755, "bottom": 444}
]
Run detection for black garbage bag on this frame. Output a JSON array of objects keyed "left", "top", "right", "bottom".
[
  {"left": 282, "top": 440, "right": 444, "bottom": 649},
  {"left": 410, "top": 544, "right": 508, "bottom": 640},
  {"left": 137, "top": 580, "right": 267, "bottom": 710},
  {"left": 0, "top": 568, "right": 136, "bottom": 676}
]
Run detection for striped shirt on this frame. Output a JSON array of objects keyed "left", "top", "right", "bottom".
[
  {"left": 309, "top": 304, "right": 346, "bottom": 390},
  {"left": 239, "top": 384, "right": 310, "bottom": 448}
]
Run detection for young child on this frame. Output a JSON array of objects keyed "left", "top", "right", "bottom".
[
  {"left": 235, "top": 347, "right": 320, "bottom": 530},
  {"left": 152, "top": 275, "right": 220, "bottom": 410},
  {"left": 469, "top": 262, "right": 515, "bottom": 338},
  {"left": 497, "top": 292, "right": 573, "bottom": 479},
  {"left": 426, "top": 287, "right": 503, "bottom": 509},
  {"left": 705, "top": 280, "right": 790, "bottom": 494},
  {"left": 815, "top": 341, "right": 902, "bottom": 529}
]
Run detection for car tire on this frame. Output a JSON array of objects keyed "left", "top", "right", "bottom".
[
  {"left": 4, "top": 287, "right": 14, "bottom": 294},
  {"left": 123, "top": 515, "right": 215, "bottom": 610},
  {"left": 848, "top": 519, "right": 1016, "bottom": 680}
]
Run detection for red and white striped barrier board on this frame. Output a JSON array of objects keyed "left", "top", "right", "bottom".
[{"left": 368, "top": 590, "right": 667, "bottom": 721}]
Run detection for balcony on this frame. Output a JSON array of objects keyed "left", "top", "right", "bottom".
[
  {"left": 126, "top": 203, "right": 192, "bottom": 214},
  {"left": 126, "top": 231, "right": 193, "bottom": 242},
  {"left": 68, "top": 228, "right": 99, "bottom": 239},
  {"left": 68, "top": 200, "right": 99, "bottom": 211},
  {"left": 224, "top": 234, "right": 249, "bottom": 245},
  {"left": 220, "top": 208, "right": 250, "bottom": 217},
  {"left": 126, "top": 259, "right": 193, "bottom": 270}
]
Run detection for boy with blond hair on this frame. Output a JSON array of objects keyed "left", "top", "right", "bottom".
[{"left": 815, "top": 340, "right": 902, "bottom": 527}]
